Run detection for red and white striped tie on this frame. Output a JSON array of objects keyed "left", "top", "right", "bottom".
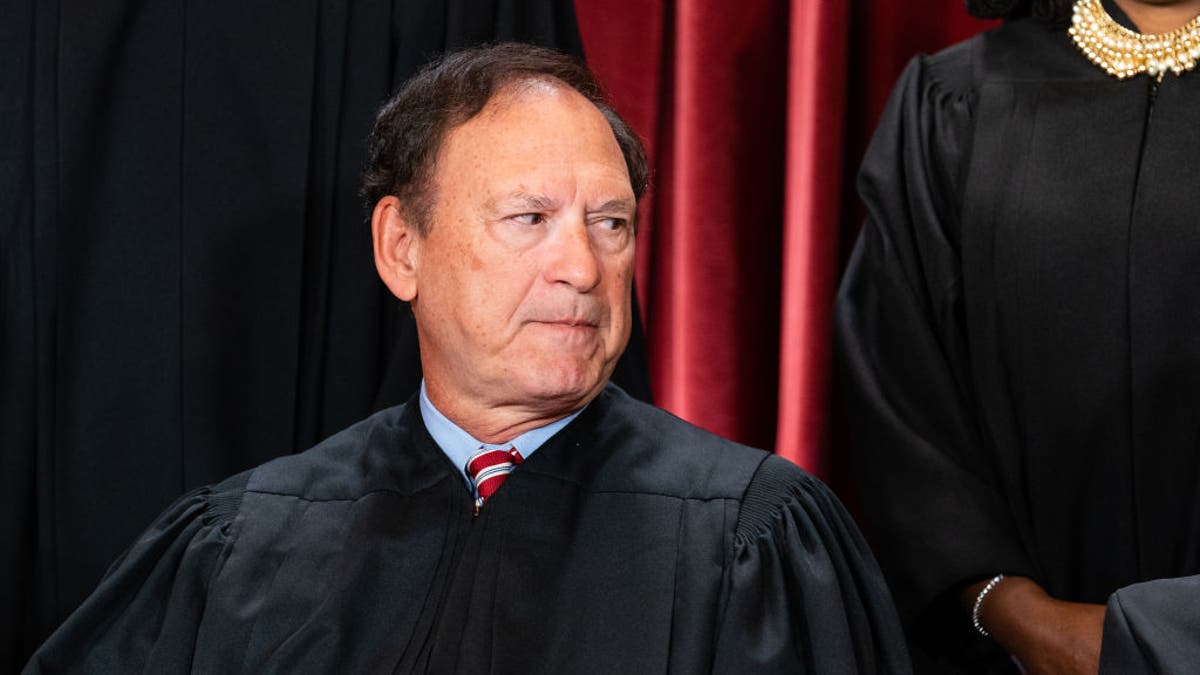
[{"left": 466, "top": 447, "right": 524, "bottom": 514}]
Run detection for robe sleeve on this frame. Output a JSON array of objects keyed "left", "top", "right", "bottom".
[
  {"left": 710, "top": 456, "right": 911, "bottom": 674},
  {"left": 1098, "top": 575, "right": 1200, "bottom": 674},
  {"left": 21, "top": 473, "right": 248, "bottom": 674},
  {"left": 834, "top": 50, "right": 1038, "bottom": 633}
]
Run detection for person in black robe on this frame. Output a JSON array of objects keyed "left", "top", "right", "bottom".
[
  {"left": 1099, "top": 574, "right": 1200, "bottom": 671},
  {"left": 836, "top": 0, "right": 1200, "bottom": 672},
  {"left": 0, "top": 1, "right": 653, "bottom": 669},
  {"left": 23, "top": 43, "right": 910, "bottom": 674}
]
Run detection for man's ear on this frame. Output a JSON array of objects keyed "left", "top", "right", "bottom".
[{"left": 372, "top": 196, "right": 421, "bottom": 302}]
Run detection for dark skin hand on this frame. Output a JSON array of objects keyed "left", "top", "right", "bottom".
[{"left": 962, "top": 576, "right": 1105, "bottom": 675}]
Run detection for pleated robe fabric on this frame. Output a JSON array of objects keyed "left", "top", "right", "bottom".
[
  {"left": 22, "top": 384, "right": 910, "bottom": 674},
  {"left": 0, "top": 1, "right": 653, "bottom": 669},
  {"left": 836, "top": 2, "right": 1200, "bottom": 672}
]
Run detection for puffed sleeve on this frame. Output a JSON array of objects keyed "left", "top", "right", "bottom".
[
  {"left": 710, "top": 456, "right": 911, "bottom": 674},
  {"left": 834, "top": 47, "right": 1037, "bottom": 631},
  {"left": 1098, "top": 575, "right": 1200, "bottom": 674},
  {"left": 22, "top": 472, "right": 248, "bottom": 674}
]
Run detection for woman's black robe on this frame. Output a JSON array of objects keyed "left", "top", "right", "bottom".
[{"left": 837, "top": 2, "right": 1200, "bottom": 671}]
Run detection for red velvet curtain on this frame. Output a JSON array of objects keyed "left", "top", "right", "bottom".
[{"left": 576, "top": 0, "right": 994, "bottom": 478}]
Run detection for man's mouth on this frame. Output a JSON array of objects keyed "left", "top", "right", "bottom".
[{"left": 540, "top": 319, "right": 598, "bottom": 327}]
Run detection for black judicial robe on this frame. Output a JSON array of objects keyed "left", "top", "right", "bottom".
[
  {"left": 836, "top": 3, "right": 1200, "bottom": 673},
  {"left": 22, "top": 385, "right": 909, "bottom": 674},
  {"left": 1, "top": 1, "right": 650, "bottom": 669}
]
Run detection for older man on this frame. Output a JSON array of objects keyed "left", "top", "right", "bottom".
[{"left": 24, "top": 44, "right": 907, "bottom": 674}]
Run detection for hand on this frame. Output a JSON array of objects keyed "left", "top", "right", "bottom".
[{"left": 962, "top": 576, "right": 1105, "bottom": 675}]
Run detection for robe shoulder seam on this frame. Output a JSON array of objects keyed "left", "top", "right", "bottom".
[
  {"left": 733, "top": 455, "right": 819, "bottom": 540},
  {"left": 922, "top": 34, "right": 979, "bottom": 97},
  {"left": 202, "top": 470, "right": 252, "bottom": 529}
]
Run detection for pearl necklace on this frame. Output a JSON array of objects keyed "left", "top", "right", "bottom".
[{"left": 1069, "top": 0, "right": 1200, "bottom": 80}]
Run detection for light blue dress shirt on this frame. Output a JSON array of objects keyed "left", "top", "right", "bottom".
[{"left": 418, "top": 380, "right": 584, "bottom": 498}]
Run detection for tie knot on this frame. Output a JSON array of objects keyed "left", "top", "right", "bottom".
[{"left": 466, "top": 447, "right": 523, "bottom": 512}]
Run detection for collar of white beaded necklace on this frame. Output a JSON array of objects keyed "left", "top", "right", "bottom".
[{"left": 1069, "top": 0, "right": 1200, "bottom": 80}]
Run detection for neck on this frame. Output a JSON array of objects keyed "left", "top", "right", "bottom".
[
  {"left": 1113, "top": 0, "right": 1200, "bottom": 33},
  {"left": 423, "top": 378, "right": 591, "bottom": 444}
]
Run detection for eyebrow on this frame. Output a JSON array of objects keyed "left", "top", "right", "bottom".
[
  {"left": 590, "top": 197, "right": 636, "bottom": 214},
  {"left": 488, "top": 191, "right": 636, "bottom": 215},
  {"left": 493, "top": 191, "right": 559, "bottom": 212}
]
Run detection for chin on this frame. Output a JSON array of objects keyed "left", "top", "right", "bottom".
[{"left": 516, "top": 357, "right": 607, "bottom": 405}]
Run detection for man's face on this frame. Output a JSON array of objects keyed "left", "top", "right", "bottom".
[{"left": 410, "top": 81, "right": 636, "bottom": 416}]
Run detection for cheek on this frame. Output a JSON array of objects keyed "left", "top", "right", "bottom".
[
  {"left": 605, "top": 257, "right": 635, "bottom": 303},
  {"left": 460, "top": 261, "right": 539, "bottom": 328},
  {"left": 603, "top": 265, "right": 635, "bottom": 343}
]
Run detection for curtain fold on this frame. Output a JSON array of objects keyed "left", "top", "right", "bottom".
[
  {"left": 651, "top": 1, "right": 791, "bottom": 451},
  {"left": 776, "top": 0, "right": 849, "bottom": 475}
]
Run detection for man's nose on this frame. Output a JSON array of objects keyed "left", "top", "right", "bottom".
[{"left": 545, "top": 218, "right": 601, "bottom": 292}]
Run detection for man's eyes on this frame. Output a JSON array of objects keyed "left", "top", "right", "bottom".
[
  {"left": 510, "top": 213, "right": 547, "bottom": 226},
  {"left": 593, "top": 217, "right": 628, "bottom": 231},
  {"left": 507, "top": 213, "right": 628, "bottom": 231}
]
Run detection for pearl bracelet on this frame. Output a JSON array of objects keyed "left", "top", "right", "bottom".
[{"left": 972, "top": 574, "right": 1005, "bottom": 637}]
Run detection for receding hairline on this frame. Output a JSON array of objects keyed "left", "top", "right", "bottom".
[
  {"left": 409, "top": 75, "right": 637, "bottom": 231},
  {"left": 466, "top": 74, "right": 610, "bottom": 123},
  {"left": 361, "top": 43, "right": 650, "bottom": 237}
]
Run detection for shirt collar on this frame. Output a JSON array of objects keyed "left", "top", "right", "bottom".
[{"left": 418, "top": 380, "right": 585, "bottom": 491}]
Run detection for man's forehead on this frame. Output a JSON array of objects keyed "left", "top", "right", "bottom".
[
  {"left": 450, "top": 78, "right": 606, "bottom": 139},
  {"left": 435, "top": 82, "right": 631, "bottom": 191}
]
